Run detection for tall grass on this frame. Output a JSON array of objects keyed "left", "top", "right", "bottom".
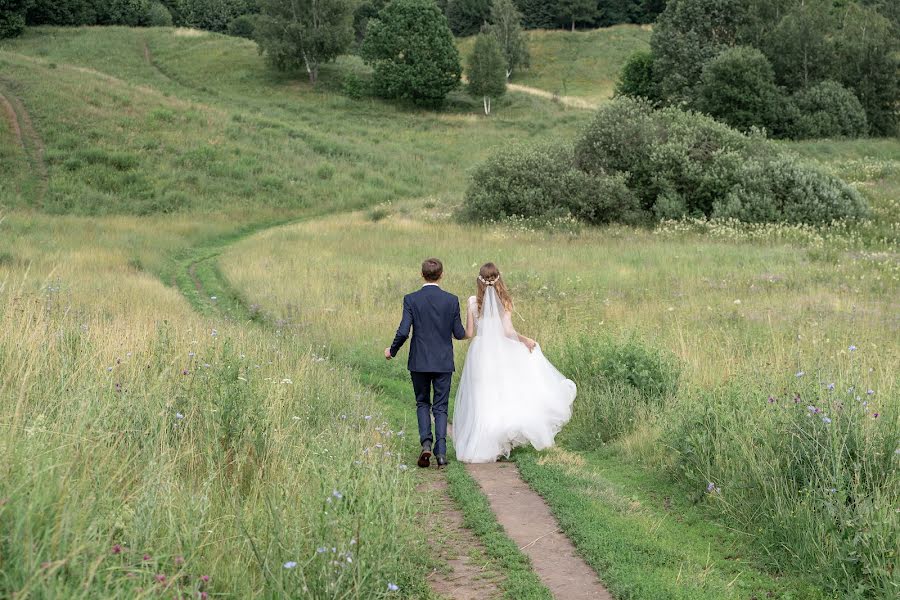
[
  {"left": 0, "top": 222, "right": 428, "bottom": 598},
  {"left": 221, "top": 209, "right": 898, "bottom": 596}
]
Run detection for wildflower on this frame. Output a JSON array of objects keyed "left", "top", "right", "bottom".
[
  {"left": 317, "top": 547, "right": 327, "bottom": 554},
  {"left": 894, "top": 449, "right": 900, "bottom": 455},
  {"left": 200, "top": 575, "right": 210, "bottom": 583},
  {"left": 364, "top": 415, "right": 372, "bottom": 421},
  {"left": 827, "top": 383, "right": 835, "bottom": 391},
  {"left": 795, "top": 371, "right": 805, "bottom": 378},
  {"left": 199, "top": 593, "right": 208, "bottom": 599},
  {"left": 189, "top": 351, "right": 196, "bottom": 357},
  {"left": 867, "top": 389, "right": 875, "bottom": 395},
  {"left": 107, "top": 366, "right": 113, "bottom": 372},
  {"left": 281, "top": 378, "right": 293, "bottom": 384},
  {"left": 706, "top": 482, "right": 715, "bottom": 492},
  {"left": 848, "top": 345, "right": 857, "bottom": 352},
  {"left": 174, "top": 556, "right": 184, "bottom": 566},
  {"left": 828, "top": 488, "right": 837, "bottom": 493},
  {"left": 397, "top": 430, "right": 404, "bottom": 436},
  {"left": 822, "top": 417, "right": 832, "bottom": 424},
  {"left": 210, "top": 296, "right": 217, "bottom": 301},
  {"left": 873, "top": 413, "right": 879, "bottom": 419},
  {"left": 182, "top": 369, "right": 189, "bottom": 375},
  {"left": 387, "top": 583, "right": 400, "bottom": 592},
  {"left": 283, "top": 561, "right": 297, "bottom": 569},
  {"left": 143, "top": 554, "right": 152, "bottom": 561},
  {"left": 399, "top": 464, "right": 408, "bottom": 471},
  {"left": 340, "top": 414, "right": 347, "bottom": 420},
  {"left": 733, "top": 299, "right": 741, "bottom": 305},
  {"left": 176, "top": 413, "right": 184, "bottom": 420},
  {"left": 155, "top": 574, "right": 166, "bottom": 584},
  {"left": 211, "top": 329, "right": 218, "bottom": 338},
  {"left": 332, "top": 490, "right": 343, "bottom": 500},
  {"left": 111, "top": 544, "right": 122, "bottom": 555},
  {"left": 767, "top": 396, "right": 776, "bottom": 403}
]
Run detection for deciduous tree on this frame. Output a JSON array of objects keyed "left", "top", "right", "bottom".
[
  {"left": 361, "top": 0, "right": 462, "bottom": 107},
  {"left": 467, "top": 32, "right": 507, "bottom": 114},
  {"left": 487, "top": 0, "right": 529, "bottom": 78},
  {"left": 255, "top": 0, "right": 354, "bottom": 84}
]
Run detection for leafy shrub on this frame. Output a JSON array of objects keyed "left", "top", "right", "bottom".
[
  {"left": 462, "top": 143, "right": 644, "bottom": 225},
  {"left": 147, "top": 2, "right": 174, "bottom": 26},
  {"left": 615, "top": 50, "right": 659, "bottom": 103},
  {"left": 558, "top": 335, "right": 679, "bottom": 447},
  {"left": 226, "top": 13, "right": 256, "bottom": 38},
  {"left": 361, "top": 0, "right": 461, "bottom": 107},
  {"left": 98, "top": 0, "right": 153, "bottom": 26},
  {"left": 695, "top": 46, "right": 791, "bottom": 137},
  {"left": 340, "top": 71, "right": 372, "bottom": 99},
  {"left": 183, "top": 0, "right": 255, "bottom": 32},
  {"left": 791, "top": 80, "right": 869, "bottom": 139},
  {"left": 713, "top": 154, "right": 869, "bottom": 224},
  {"left": 445, "top": 0, "right": 491, "bottom": 36},
  {"left": 0, "top": 0, "right": 30, "bottom": 38},
  {"left": 569, "top": 97, "right": 868, "bottom": 224}
]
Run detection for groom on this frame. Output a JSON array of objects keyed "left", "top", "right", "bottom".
[{"left": 385, "top": 258, "right": 467, "bottom": 469}]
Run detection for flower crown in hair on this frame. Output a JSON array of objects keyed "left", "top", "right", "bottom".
[{"left": 478, "top": 274, "right": 500, "bottom": 286}]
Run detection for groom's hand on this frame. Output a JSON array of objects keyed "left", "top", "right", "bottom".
[{"left": 384, "top": 347, "right": 393, "bottom": 360}]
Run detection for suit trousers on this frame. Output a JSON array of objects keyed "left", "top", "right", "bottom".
[{"left": 410, "top": 371, "right": 452, "bottom": 456}]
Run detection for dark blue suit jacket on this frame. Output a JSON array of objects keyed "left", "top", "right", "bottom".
[{"left": 390, "top": 285, "right": 466, "bottom": 373}]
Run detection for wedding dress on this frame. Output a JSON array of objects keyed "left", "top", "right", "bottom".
[{"left": 453, "top": 287, "right": 576, "bottom": 463}]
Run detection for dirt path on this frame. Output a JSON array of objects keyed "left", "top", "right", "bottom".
[
  {"left": 0, "top": 77, "right": 49, "bottom": 200},
  {"left": 467, "top": 462, "right": 613, "bottom": 599},
  {"left": 421, "top": 476, "right": 504, "bottom": 599},
  {"left": 506, "top": 83, "right": 598, "bottom": 110}
]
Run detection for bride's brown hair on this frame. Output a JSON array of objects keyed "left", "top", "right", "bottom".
[{"left": 476, "top": 262, "right": 513, "bottom": 315}]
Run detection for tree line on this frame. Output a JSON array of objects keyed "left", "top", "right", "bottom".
[{"left": 617, "top": 0, "right": 900, "bottom": 137}]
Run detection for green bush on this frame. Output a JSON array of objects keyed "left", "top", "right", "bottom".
[
  {"left": 791, "top": 80, "right": 869, "bottom": 139},
  {"left": 713, "top": 154, "right": 869, "bottom": 224},
  {"left": 445, "top": 0, "right": 491, "bottom": 36},
  {"left": 558, "top": 335, "right": 679, "bottom": 448},
  {"left": 462, "top": 143, "right": 644, "bottom": 225},
  {"left": 361, "top": 0, "right": 461, "bottom": 107},
  {"left": 695, "top": 46, "right": 790, "bottom": 137},
  {"left": 615, "top": 50, "right": 659, "bottom": 103},
  {"left": 570, "top": 97, "right": 869, "bottom": 225},
  {"left": 183, "top": 0, "right": 255, "bottom": 32},
  {"left": 226, "top": 13, "right": 256, "bottom": 38},
  {"left": 98, "top": 0, "right": 152, "bottom": 26},
  {"left": 0, "top": 0, "right": 30, "bottom": 38},
  {"left": 147, "top": 2, "right": 173, "bottom": 26}
]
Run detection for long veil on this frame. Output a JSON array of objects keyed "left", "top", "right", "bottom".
[
  {"left": 453, "top": 286, "right": 576, "bottom": 463},
  {"left": 478, "top": 286, "right": 520, "bottom": 343}
]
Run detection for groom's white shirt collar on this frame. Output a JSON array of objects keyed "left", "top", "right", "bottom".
[{"left": 422, "top": 283, "right": 440, "bottom": 288}]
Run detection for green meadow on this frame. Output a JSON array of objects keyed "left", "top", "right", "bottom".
[{"left": 1, "top": 23, "right": 898, "bottom": 599}]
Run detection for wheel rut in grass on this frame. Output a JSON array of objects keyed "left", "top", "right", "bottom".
[
  {"left": 467, "top": 462, "right": 613, "bottom": 600},
  {"left": 420, "top": 475, "right": 505, "bottom": 600},
  {"left": 0, "top": 77, "right": 49, "bottom": 200}
]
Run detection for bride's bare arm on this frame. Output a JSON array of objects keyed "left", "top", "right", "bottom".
[
  {"left": 502, "top": 309, "right": 536, "bottom": 352},
  {"left": 465, "top": 297, "right": 476, "bottom": 339}
]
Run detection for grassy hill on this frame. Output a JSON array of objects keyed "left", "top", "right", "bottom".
[
  {"left": 459, "top": 25, "right": 652, "bottom": 104},
  {"left": 0, "top": 25, "right": 898, "bottom": 599}
]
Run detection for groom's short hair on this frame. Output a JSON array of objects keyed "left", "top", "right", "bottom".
[{"left": 422, "top": 258, "right": 443, "bottom": 282}]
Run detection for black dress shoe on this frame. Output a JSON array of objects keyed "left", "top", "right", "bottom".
[
  {"left": 417, "top": 447, "right": 432, "bottom": 468},
  {"left": 436, "top": 455, "right": 448, "bottom": 468}
]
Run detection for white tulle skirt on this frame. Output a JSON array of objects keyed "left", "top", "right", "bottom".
[{"left": 453, "top": 336, "right": 576, "bottom": 464}]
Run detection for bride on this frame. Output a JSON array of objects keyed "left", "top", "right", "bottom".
[{"left": 453, "top": 263, "right": 576, "bottom": 463}]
